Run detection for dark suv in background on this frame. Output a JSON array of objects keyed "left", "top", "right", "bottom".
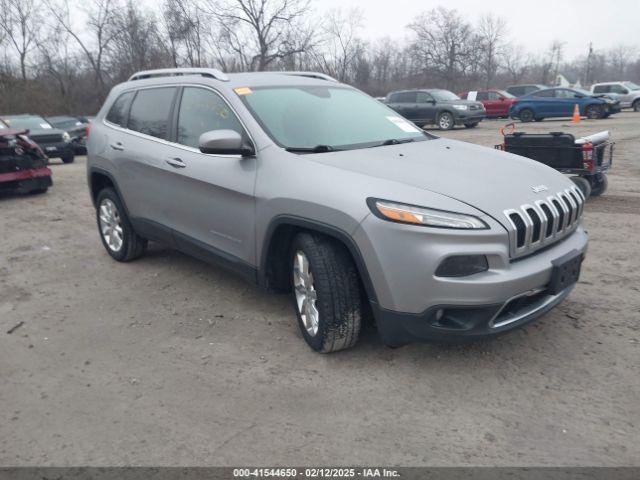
[
  {"left": 385, "top": 89, "right": 486, "bottom": 130},
  {"left": 0, "top": 114, "right": 75, "bottom": 163},
  {"left": 47, "top": 116, "right": 90, "bottom": 154}
]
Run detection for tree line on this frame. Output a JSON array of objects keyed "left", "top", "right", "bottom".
[{"left": 1, "top": 0, "right": 638, "bottom": 115}]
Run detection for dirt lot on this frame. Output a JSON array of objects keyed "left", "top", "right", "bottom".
[{"left": 1, "top": 113, "right": 639, "bottom": 467}]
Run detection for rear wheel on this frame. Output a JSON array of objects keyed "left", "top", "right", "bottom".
[
  {"left": 586, "top": 104, "right": 603, "bottom": 119},
  {"left": 570, "top": 176, "right": 592, "bottom": 199},
  {"left": 588, "top": 173, "right": 608, "bottom": 197},
  {"left": 61, "top": 153, "right": 75, "bottom": 164},
  {"left": 437, "top": 112, "right": 454, "bottom": 130},
  {"left": 290, "top": 232, "right": 362, "bottom": 353},
  {"left": 96, "top": 188, "right": 147, "bottom": 262},
  {"left": 519, "top": 108, "right": 534, "bottom": 123}
]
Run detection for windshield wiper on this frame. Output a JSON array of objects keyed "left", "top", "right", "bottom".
[
  {"left": 375, "top": 138, "right": 416, "bottom": 147},
  {"left": 285, "top": 145, "right": 336, "bottom": 153}
]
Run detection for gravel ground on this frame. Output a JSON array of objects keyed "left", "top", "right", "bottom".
[{"left": 1, "top": 112, "right": 639, "bottom": 467}]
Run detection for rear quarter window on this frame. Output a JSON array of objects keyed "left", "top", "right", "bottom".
[
  {"left": 106, "top": 92, "right": 135, "bottom": 126},
  {"left": 593, "top": 85, "right": 609, "bottom": 94},
  {"left": 128, "top": 87, "right": 177, "bottom": 139}
]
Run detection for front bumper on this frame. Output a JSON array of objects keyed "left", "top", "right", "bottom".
[
  {"left": 454, "top": 113, "right": 486, "bottom": 124},
  {"left": 353, "top": 214, "right": 588, "bottom": 346},
  {"left": 38, "top": 142, "right": 74, "bottom": 159},
  {"left": 0, "top": 167, "right": 52, "bottom": 193}
]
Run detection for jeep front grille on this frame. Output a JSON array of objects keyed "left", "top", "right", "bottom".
[{"left": 504, "top": 186, "right": 585, "bottom": 258}]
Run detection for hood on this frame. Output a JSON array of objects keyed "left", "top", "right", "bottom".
[
  {"left": 27, "top": 127, "right": 66, "bottom": 137},
  {"left": 310, "top": 138, "right": 573, "bottom": 227}
]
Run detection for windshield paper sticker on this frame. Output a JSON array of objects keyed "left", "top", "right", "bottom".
[
  {"left": 386, "top": 116, "right": 421, "bottom": 133},
  {"left": 234, "top": 87, "right": 253, "bottom": 96}
]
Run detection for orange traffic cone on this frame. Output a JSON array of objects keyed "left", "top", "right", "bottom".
[{"left": 571, "top": 104, "right": 581, "bottom": 124}]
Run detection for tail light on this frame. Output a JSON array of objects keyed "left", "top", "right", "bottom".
[
  {"left": 581, "top": 143, "right": 594, "bottom": 171},
  {"left": 86, "top": 124, "right": 91, "bottom": 138}
]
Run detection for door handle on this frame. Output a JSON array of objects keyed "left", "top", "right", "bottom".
[
  {"left": 165, "top": 157, "right": 186, "bottom": 168},
  {"left": 109, "top": 142, "right": 124, "bottom": 151}
]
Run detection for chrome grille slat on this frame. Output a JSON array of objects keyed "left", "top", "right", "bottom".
[{"left": 503, "top": 186, "right": 584, "bottom": 258}]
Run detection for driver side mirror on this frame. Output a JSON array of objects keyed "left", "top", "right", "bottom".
[
  {"left": 575, "top": 94, "right": 585, "bottom": 99},
  {"left": 198, "top": 130, "right": 254, "bottom": 157}
]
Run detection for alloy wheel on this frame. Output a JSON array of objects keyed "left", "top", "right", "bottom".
[
  {"left": 99, "top": 199, "right": 124, "bottom": 252},
  {"left": 293, "top": 250, "right": 319, "bottom": 336}
]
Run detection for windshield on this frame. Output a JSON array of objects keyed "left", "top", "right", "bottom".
[
  {"left": 239, "top": 86, "right": 430, "bottom": 151},
  {"left": 3, "top": 116, "right": 52, "bottom": 130},
  {"left": 624, "top": 81, "right": 640, "bottom": 90},
  {"left": 430, "top": 90, "right": 460, "bottom": 101}
]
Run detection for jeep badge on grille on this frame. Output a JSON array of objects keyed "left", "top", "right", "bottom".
[{"left": 532, "top": 185, "right": 549, "bottom": 193}]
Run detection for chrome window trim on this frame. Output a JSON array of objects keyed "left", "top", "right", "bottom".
[{"left": 101, "top": 83, "right": 257, "bottom": 160}]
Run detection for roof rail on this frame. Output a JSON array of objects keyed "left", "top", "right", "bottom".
[
  {"left": 128, "top": 68, "right": 229, "bottom": 82},
  {"left": 265, "top": 71, "right": 339, "bottom": 82}
]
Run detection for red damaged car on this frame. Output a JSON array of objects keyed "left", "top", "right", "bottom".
[
  {"left": 0, "top": 120, "right": 52, "bottom": 194},
  {"left": 459, "top": 90, "right": 516, "bottom": 118}
]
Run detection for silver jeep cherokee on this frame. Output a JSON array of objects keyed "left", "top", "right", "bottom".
[{"left": 87, "top": 68, "right": 588, "bottom": 353}]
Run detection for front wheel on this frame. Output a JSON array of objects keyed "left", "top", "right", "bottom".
[
  {"left": 437, "top": 112, "right": 454, "bottom": 130},
  {"left": 633, "top": 100, "right": 640, "bottom": 112},
  {"left": 464, "top": 122, "right": 479, "bottom": 129},
  {"left": 290, "top": 232, "right": 362, "bottom": 353},
  {"left": 586, "top": 105, "right": 603, "bottom": 119},
  {"left": 96, "top": 188, "right": 147, "bottom": 262}
]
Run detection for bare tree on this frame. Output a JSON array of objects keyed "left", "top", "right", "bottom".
[
  {"left": 609, "top": 44, "right": 638, "bottom": 79},
  {"left": 477, "top": 14, "right": 506, "bottom": 88},
  {"left": 408, "top": 7, "right": 473, "bottom": 90},
  {"left": 0, "top": 0, "right": 41, "bottom": 82},
  {"left": 314, "top": 7, "right": 364, "bottom": 82},
  {"left": 161, "top": 0, "right": 208, "bottom": 68},
  {"left": 208, "top": 0, "right": 314, "bottom": 71},
  {"left": 46, "top": 0, "right": 121, "bottom": 98},
  {"left": 502, "top": 44, "right": 529, "bottom": 84}
]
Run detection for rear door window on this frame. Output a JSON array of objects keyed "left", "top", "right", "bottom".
[
  {"left": 106, "top": 91, "right": 135, "bottom": 127},
  {"left": 392, "top": 92, "right": 418, "bottom": 103},
  {"left": 128, "top": 87, "right": 177, "bottom": 139},
  {"left": 176, "top": 87, "right": 245, "bottom": 148}
]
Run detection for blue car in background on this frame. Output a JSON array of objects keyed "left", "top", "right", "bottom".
[{"left": 509, "top": 87, "right": 621, "bottom": 122}]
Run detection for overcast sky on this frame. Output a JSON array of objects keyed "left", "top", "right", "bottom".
[{"left": 317, "top": 0, "right": 640, "bottom": 58}]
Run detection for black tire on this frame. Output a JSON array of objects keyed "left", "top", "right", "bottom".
[
  {"left": 570, "top": 176, "right": 592, "bottom": 199},
  {"left": 29, "top": 187, "right": 48, "bottom": 195},
  {"left": 534, "top": 117, "right": 544, "bottom": 122},
  {"left": 586, "top": 104, "right": 603, "bottom": 119},
  {"left": 633, "top": 100, "right": 640, "bottom": 112},
  {"left": 519, "top": 108, "right": 534, "bottom": 123},
  {"left": 588, "top": 173, "right": 608, "bottom": 197},
  {"left": 437, "top": 111, "right": 455, "bottom": 130},
  {"left": 95, "top": 187, "right": 147, "bottom": 262},
  {"left": 61, "top": 154, "right": 75, "bottom": 164},
  {"left": 290, "top": 232, "right": 362, "bottom": 353},
  {"left": 464, "top": 122, "right": 479, "bottom": 128}
]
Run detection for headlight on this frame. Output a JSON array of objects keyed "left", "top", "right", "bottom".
[
  {"left": 62, "top": 132, "right": 71, "bottom": 143},
  {"left": 368, "top": 199, "right": 488, "bottom": 229},
  {"left": 453, "top": 105, "right": 468, "bottom": 111}
]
